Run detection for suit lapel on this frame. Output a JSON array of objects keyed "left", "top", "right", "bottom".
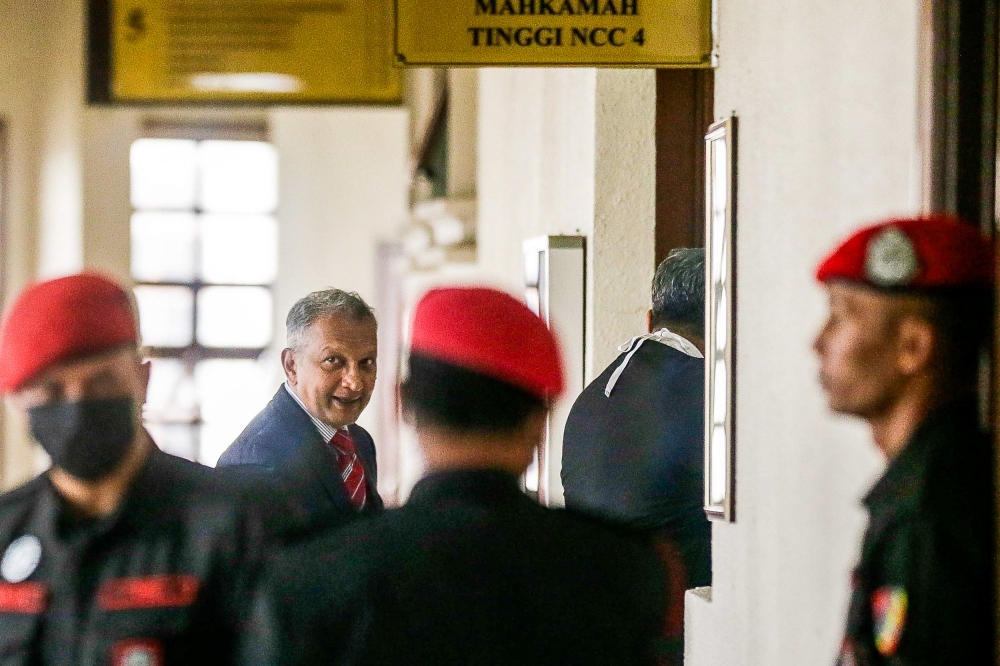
[
  {"left": 300, "top": 435, "right": 350, "bottom": 509},
  {"left": 272, "top": 387, "right": 350, "bottom": 510}
]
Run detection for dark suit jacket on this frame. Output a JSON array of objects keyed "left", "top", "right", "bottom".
[
  {"left": 561, "top": 341, "right": 710, "bottom": 589},
  {"left": 217, "top": 387, "right": 383, "bottom": 533},
  {"left": 245, "top": 469, "right": 666, "bottom": 666}
]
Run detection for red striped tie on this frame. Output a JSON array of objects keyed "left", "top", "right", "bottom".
[{"left": 330, "top": 430, "right": 367, "bottom": 510}]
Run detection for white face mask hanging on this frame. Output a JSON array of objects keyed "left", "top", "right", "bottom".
[{"left": 604, "top": 328, "right": 703, "bottom": 397}]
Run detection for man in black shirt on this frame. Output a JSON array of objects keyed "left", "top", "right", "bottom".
[
  {"left": 0, "top": 273, "right": 263, "bottom": 666},
  {"left": 562, "top": 248, "right": 709, "bottom": 590},
  {"left": 245, "top": 286, "right": 666, "bottom": 666},
  {"left": 813, "top": 216, "right": 995, "bottom": 665}
]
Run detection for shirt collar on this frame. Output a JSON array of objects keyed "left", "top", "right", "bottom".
[
  {"left": 604, "top": 327, "right": 703, "bottom": 396},
  {"left": 283, "top": 382, "right": 347, "bottom": 444}
]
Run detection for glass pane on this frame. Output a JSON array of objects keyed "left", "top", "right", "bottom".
[
  {"left": 710, "top": 425, "right": 728, "bottom": 505},
  {"left": 134, "top": 286, "right": 194, "bottom": 347},
  {"left": 196, "top": 286, "right": 273, "bottom": 348},
  {"left": 715, "top": 287, "right": 728, "bottom": 353},
  {"left": 200, "top": 214, "right": 278, "bottom": 284},
  {"left": 195, "top": 359, "right": 275, "bottom": 466},
  {"left": 148, "top": 423, "right": 198, "bottom": 461},
  {"left": 143, "top": 359, "right": 198, "bottom": 423},
  {"left": 712, "top": 359, "right": 727, "bottom": 426},
  {"left": 130, "top": 139, "right": 198, "bottom": 210},
  {"left": 198, "top": 141, "right": 278, "bottom": 214},
  {"left": 131, "top": 212, "right": 197, "bottom": 282}
]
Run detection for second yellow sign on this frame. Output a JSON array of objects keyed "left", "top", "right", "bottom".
[{"left": 395, "top": 0, "right": 712, "bottom": 67}]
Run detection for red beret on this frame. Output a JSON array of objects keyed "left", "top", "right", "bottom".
[
  {"left": 816, "top": 215, "right": 994, "bottom": 289},
  {"left": 0, "top": 273, "right": 138, "bottom": 392},
  {"left": 410, "top": 286, "right": 565, "bottom": 399}
]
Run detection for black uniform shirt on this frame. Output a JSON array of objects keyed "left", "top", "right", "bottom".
[
  {"left": 0, "top": 448, "right": 264, "bottom": 666},
  {"left": 838, "top": 400, "right": 995, "bottom": 666},
  {"left": 246, "top": 469, "right": 666, "bottom": 666}
]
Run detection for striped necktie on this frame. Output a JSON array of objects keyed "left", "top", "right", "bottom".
[{"left": 329, "top": 430, "right": 367, "bottom": 510}]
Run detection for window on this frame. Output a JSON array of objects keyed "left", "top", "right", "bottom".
[{"left": 130, "top": 138, "right": 279, "bottom": 466}]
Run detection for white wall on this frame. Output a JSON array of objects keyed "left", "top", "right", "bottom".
[
  {"left": 478, "top": 68, "right": 596, "bottom": 290},
  {"left": 685, "top": 1, "right": 922, "bottom": 664},
  {"left": 0, "top": 0, "right": 90, "bottom": 488},
  {"left": 35, "top": 0, "right": 85, "bottom": 280},
  {"left": 269, "top": 108, "right": 410, "bottom": 441},
  {"left": 591, "top": 70, "right": 656, "bottom": 374},
  {"left": 81, "top": 110, "right": 141, "bottom": 285},
  {"left": 0, "top": 0, "right": 43, "bottom": 489},
  {"left": 477, "top": 67, "right": 655, "bottom": 379}
]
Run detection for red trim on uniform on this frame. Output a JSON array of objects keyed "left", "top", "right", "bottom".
[
  {"left": 111, "top": 639, "right": 164, "bottom": 666},
  {"left": 0, "top": 581, "right": 47, "bottom": 613},
  {"left": 97, "top": 574, "right": 200, "bottom": 610}
]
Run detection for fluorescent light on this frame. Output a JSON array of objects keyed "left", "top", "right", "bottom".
[{"left": 189, "top": 73, "right": 304, "bottom": 94}]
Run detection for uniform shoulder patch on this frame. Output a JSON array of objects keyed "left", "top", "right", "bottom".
[
  {"left": 112, "top": 639, "right": 164, "bottom": 666},
  {"left": 1, "top": 535, "right": 42, "bottom": 583},
  {"left": 872, "top": 586, "right": 908, "bottom": 656}
]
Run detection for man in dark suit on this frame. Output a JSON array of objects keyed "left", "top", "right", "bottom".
[
  {"left": 218, "top": 289, "right": 383, "bottom": 530},
  {"left": 561, "top": 249, "right": 709, "bottom": 656},
  {"left": 243, "top": 287, "right": 666, "bottom": 666}
]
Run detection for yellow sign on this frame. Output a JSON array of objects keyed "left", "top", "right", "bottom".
[
  {"left": 100, "top": 0, "right": 402, "bottom": 104},
  {"left": 395, "top": 0, "right": 712, "bottom": 66}
]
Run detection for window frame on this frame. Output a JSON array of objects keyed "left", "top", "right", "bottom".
[{"left": 130, "top": 121, "right": 276, "bottom": 462}]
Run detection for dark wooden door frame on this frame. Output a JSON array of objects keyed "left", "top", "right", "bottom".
[
  {"left": 654, "top": 69, "right": 715, "bottom": 267},
  {"left": 926, "top": 0, "right": 999, "bottom": 233},
  {"left": 926, "top": 0, "right": 1000, "bottom": 653}
]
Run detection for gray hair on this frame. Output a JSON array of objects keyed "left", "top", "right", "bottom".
[
  {"left": 651, "top": 248, "right": 706, "bottom": 335},
  {"left": 285, "top": 289, "right": 376, "bottom": 350}
]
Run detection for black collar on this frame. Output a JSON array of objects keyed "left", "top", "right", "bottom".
[
  {"left": 863, "top": 399, "right": 982, "bottom": 517},
  {"left": 408, "top": 468, "right": 527, "bottom": 506},
  {"left": 31, "top": 446, "right": 175, "bottom": 546}
]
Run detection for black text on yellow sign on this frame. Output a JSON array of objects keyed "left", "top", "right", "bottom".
[
  {"left": 395, "top": 0, "right": 711, "bottom": 66},
  {"left": 88, "top": 0, "right": 403, "bottom": 105}
]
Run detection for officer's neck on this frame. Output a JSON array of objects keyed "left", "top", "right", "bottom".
[
  {"left": 48, "top": 430, "right": 153, "bottom": 518},
  {"left": 868, "top": 376, "right": 953, "bottom": 461},
  {"left": 418, "top": 424, "right": 539, "bottom": 477}
]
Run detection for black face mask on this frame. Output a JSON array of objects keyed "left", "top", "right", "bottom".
[{"left": 28, "top": 398, "right": 136, "bottom": 481}]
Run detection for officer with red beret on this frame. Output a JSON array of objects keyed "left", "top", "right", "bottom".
[
  {"left": 0, "top": 273, "right": 264, "bottom": 666},
  {"left": 813, "top": 217, "right": 995, "bottom": 665},
  {"left": 243, "top": 286, "right": 667, "bottom": 666}
]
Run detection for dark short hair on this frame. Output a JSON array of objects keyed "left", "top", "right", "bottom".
[
  {"left": 651, "top": 248, "right": 706, "bottom": 334},
  {"left": 286, "top": 289, "right": 375, "bottom": 350},
  {"left": 401, "top": 354, "right": 544, "bottom": 433},
  {"left": 916, "top": 287, "right": 993, "bottom": 381}
]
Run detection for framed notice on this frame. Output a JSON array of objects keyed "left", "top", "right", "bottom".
[
  {"left": 704, "top": 116, "right": 736, "bottom": 522},
  {"left": 522, "top": 236, "right": 586, "bottom": 508},
  {"left": 395, "top": 0, "right": 712, "bottom": 67},
  {"left": 87, "top": 0, "right": 403, "bottom": 105}
]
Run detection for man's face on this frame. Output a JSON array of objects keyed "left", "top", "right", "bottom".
[
  {"left": 813, "top": 282, "right": 909, "bottom": 418},
  {"left": 10, "top": 347, "right": 150, "bottom": 419},
  {"left": 283, "top": 315, "right": 377, "bottom": 429}
]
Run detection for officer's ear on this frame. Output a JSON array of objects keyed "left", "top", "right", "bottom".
[
  {"left": 646, "top": 310, "right": 654, "bottom": 334},
  {"left": 895, "top": 316, "right": 935, "bottom": 376},
  {"left": 281, "top": 348, "right": 298, "bottom": 385}
]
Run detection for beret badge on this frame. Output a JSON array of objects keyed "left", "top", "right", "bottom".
[{"left": 864, "top": 227, "right": 920, "bottom": 287}]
